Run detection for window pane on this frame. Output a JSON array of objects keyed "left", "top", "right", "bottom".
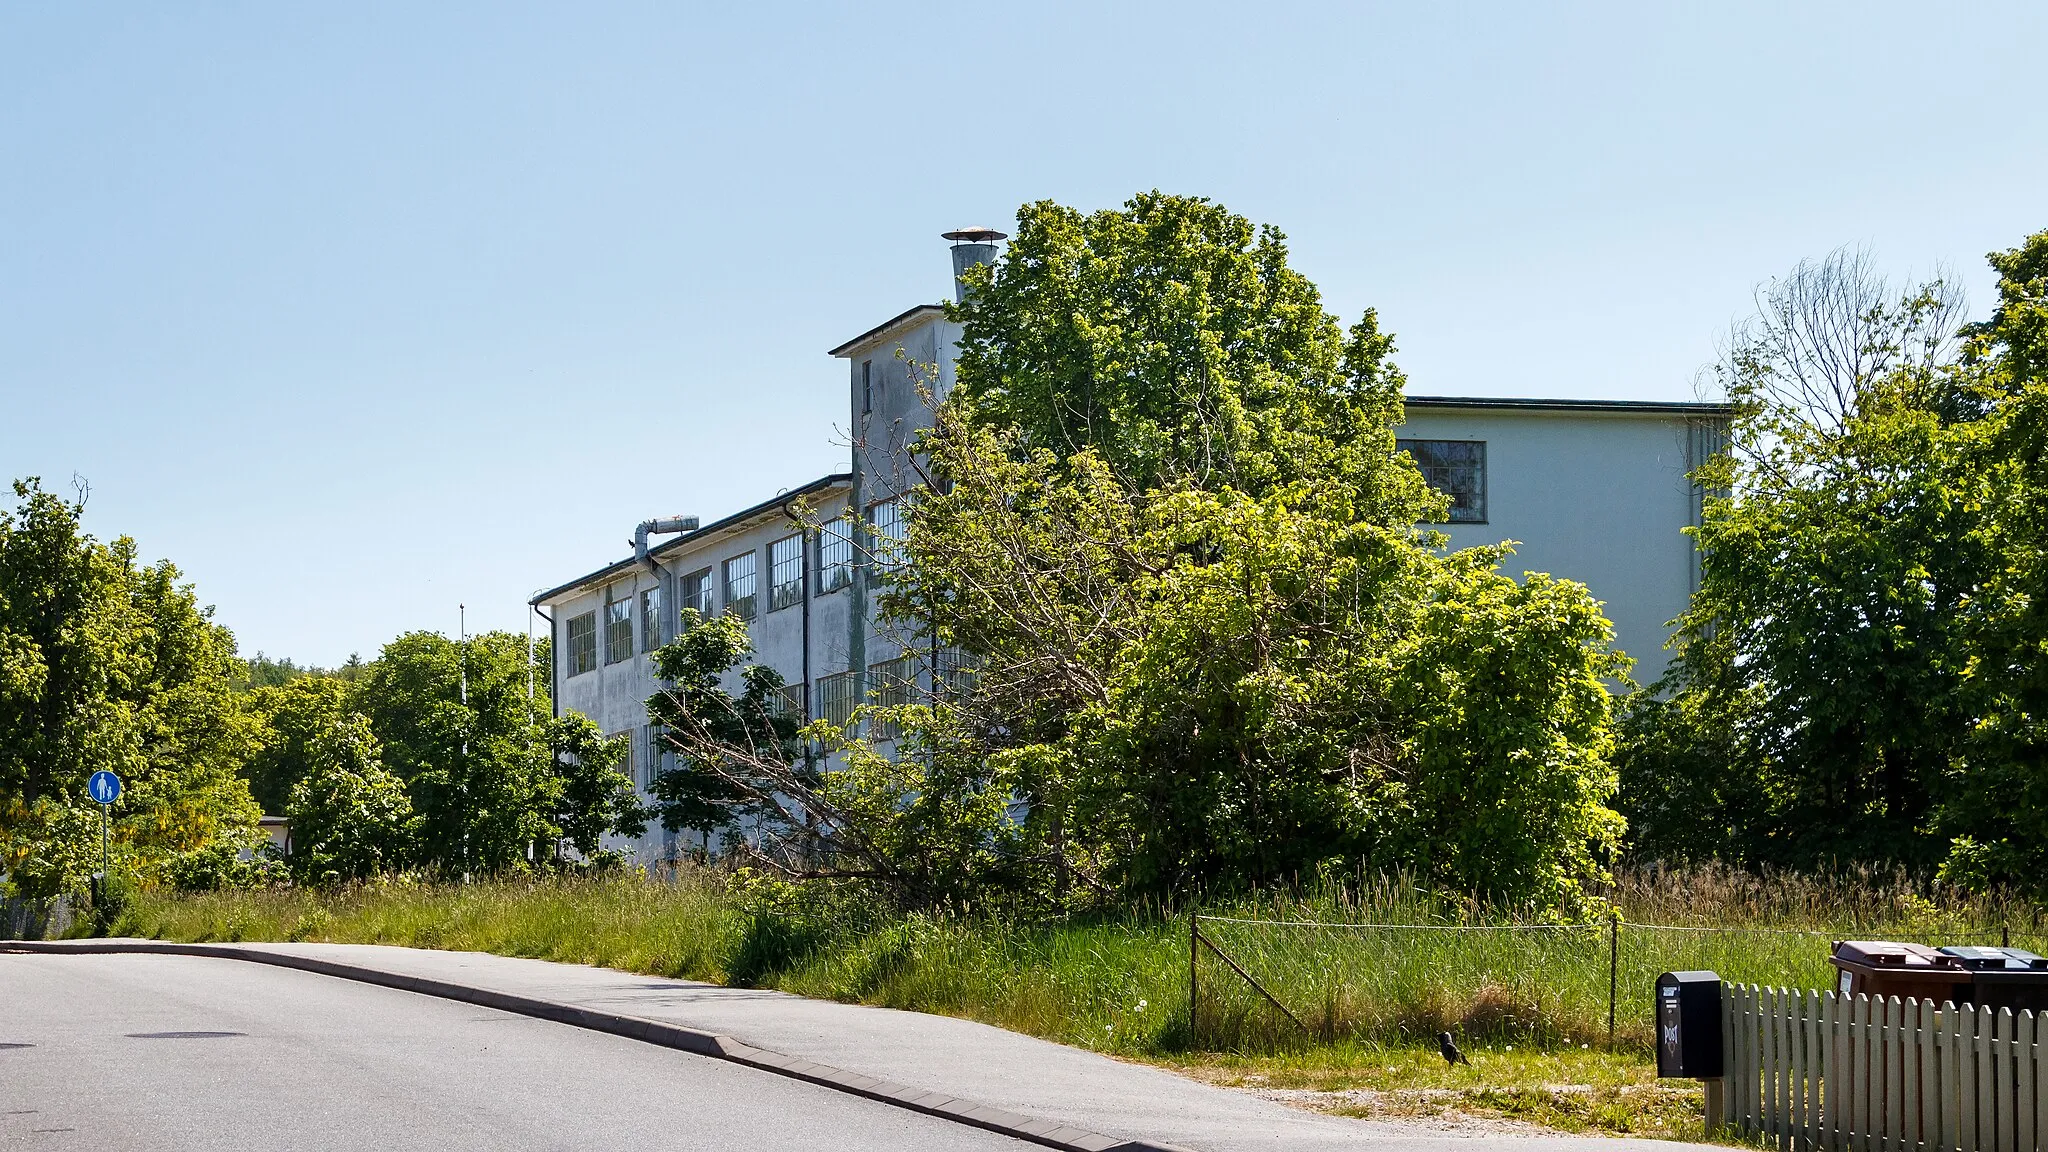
[
  {"left": 679, "top": 567, "right": 714, "bottom": 624},
  {"left": 867, "top": 655, "right": 914, "bottom": 742},
  {"left": 768, "top": 533, "right": 804, "bottom": 611},
  {"left": 639, "top": 586, "right": 664, "bottom": 651},
  {"left": 566, "top": 611, "right": 598, "bottom": 676},
  {"left": 937, "top": 646, "right": 977, "bottom": 698},
  {"left": 869, "top": 499, "right": 905, "bottom": 567},
  {"left": 723, "top": 552, "right": 757, "bottom": 622},
  {"left": 817, "top": 516, "right": 854, "bottom": 593},
  {"left": 614, "top": 731, "right": 636, "bottom": 792},
  {"left": 818, "top": 670, "right": 856, "bottom": 728},
  {"left": 605, "top": 598, "right": 633, "bottom": 664},
  {"left": 774, "top": 681, "right": 807, "bottom": 720},
  {"left": 1397, "top": 439, "right": 1487, "bottom": 523},
  {"left": 644, "top": 724, "right": 666, "bottom": 790}
]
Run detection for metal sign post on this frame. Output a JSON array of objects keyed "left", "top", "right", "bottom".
[{"left": 86, "top": 770, "right": 122, "bottom": 904}]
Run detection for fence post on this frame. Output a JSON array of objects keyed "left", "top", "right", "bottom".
[
  {"left": 1608, "top": 908, "right": 1619, "bottom": 1050},
  {"left": 1188, "top": 909, "right": 1198, "bottom": 1046}
]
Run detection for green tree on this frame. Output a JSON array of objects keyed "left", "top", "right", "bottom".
[
  {"left": 1937, "top": 229, "right": 2048, "bottom": 892},
  {"left": 646, "top": 610, "right": 1021, "bottom": 904},
  {"left": 548, "top": 713, "right": 645, "bottom": 862},
  {"left": 880, "top": 416, "right": 1625, "bottom": 910},
  {"left": 952, "top": 192, "right": 1439, "bottom": 524},
  {"left": 647, "top": 194, "right": 1628, "bottom": 912},
  {"left": 645, "top": 611, "right": 805, "bottom": 850},
  {"left": 352, "top": 629, "right": 639, "bottom": 875},
  {"left": 285, "top": 714, "right": 414, "bottom": 884},
  {"left": 241, "top": 676, "right": 352, "bottom": 815},
  {"left": 355, "top": 630, "right": 556, "bottom": 875},
  {"left": 1619, "top": 251, "right": 1991, "bottom": 873},
  {"left": 0, "top": 478, "right": 261, "bottom": 899},
  {"left": 236, "top": 651, "right": 372, "bottom": 691}
]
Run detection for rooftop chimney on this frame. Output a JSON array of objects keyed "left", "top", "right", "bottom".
[{"left": 942, "top": 227, "right": 1007, "bottom": 303}]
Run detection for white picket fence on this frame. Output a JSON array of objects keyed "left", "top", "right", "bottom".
[{"left": 1726, "top": 984, "right": 2047, "bottom": 1152}]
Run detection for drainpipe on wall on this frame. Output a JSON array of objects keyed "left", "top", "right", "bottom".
[
  {"left": 849, "top": 423, "right": 868, "bottom": 738},
  {"left": 780, "top": 499, "right": 814, "bottom": 722},
  {"left": 531, "top": 603, "right": 557, "bottom": 720}
]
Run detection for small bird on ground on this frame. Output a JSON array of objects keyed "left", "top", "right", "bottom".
[{"left": 1438, "top": 1032, "right": 1470, "bottom": 1066}]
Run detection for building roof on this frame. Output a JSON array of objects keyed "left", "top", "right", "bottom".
[
  {"left": 1404, "top": 395, "right": 1733, "bottom": 417},
  {"left": 529, "top": 394, "right": 1725, "bottom": 607},
  {"left": 529, "top": 473, "right": 853, "bottom": 606},
  {"left": 827, "top": 303, "right": 947, "bottom": 358}
]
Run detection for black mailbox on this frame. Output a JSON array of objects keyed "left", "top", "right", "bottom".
[{"left": 1656, "top": 971, "right": 1723, "bottom": 1079}]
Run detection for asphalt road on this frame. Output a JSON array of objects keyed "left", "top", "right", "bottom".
[{"left": 0, "top": 953, "right": 1029, "bottom": 1151}]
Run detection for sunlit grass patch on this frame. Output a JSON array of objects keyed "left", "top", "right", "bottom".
[{"left": 1169, "top": 1044, "right": 1710, "bottom": 1139}]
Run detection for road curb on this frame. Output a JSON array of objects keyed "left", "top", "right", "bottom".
[{"left": 4, "top": 938, "right": 1192, "bottom": 1152}]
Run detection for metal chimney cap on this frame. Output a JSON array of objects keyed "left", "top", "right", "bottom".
[{"left": 942, "top": 227, "right": 1008, "bottom": 243}]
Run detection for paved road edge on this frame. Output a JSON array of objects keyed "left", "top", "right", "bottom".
[{"left": 4, "top": 938, "right": 1192, "bottom": 1152}]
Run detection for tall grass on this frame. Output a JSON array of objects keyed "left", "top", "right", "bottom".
[
  {"left": 118, "top": 864, "right": 2044, "bottom": 1061},
  {"left": 1195, "top": 865, "right": 2042, "bottom": 1051}
]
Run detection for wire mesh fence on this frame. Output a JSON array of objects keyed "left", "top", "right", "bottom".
[{"left": 1189, "top": 912, "right": 2043, "bottom": 1053}]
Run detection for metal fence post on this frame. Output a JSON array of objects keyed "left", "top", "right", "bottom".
[
  {"left": 1189, "top": 909, "right": 1199, "bottom": 1046},
  {"left": 1608, "top": 908, "right": 1620, "bottom": 1049}
]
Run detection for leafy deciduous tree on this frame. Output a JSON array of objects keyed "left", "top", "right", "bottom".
[
  {"left": 285, "top": 714, "right": 414, "bottom": 884},
  {"left": 0, "top": 478, "right": 261, "bottom": 899}
]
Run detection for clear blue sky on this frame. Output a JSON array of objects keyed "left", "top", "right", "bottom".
[{"left": 4, "top": 2, "right": 2042, "bottom": 667}]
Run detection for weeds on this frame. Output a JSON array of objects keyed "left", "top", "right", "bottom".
[{"left": 114, "top": 865, "right": 2041, "bottom": 1143}]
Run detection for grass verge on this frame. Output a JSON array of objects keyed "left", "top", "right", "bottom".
[{"left": 113, "top": 867, "right": 2040, "bottom": 1144}]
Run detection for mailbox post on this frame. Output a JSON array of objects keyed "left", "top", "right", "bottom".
[{"left": 1656, "top": 971, "right": 1724, "bottom": 1134}]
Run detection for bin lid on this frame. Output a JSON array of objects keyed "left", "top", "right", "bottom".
[
  {"left": 1832, "top": 940, "right": 1961, "bottom": 969},
  {"left": 1939, "top": 945, "right": 2048, "bottom": 971}
]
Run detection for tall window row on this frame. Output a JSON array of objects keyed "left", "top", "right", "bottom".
[
  {"left": 803, "top": 650, "right": 971, "bottom": 741},
  {"left": 562, "top": 500, "right": 910, "bottom": 679}
]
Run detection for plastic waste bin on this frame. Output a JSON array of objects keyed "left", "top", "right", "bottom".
[
  {"left": 1829, "top": 940, "right": 2048, "bottom": 1011},
  {"left": 1937, "top": 945, "right": 2048, "bottom": 1013}
]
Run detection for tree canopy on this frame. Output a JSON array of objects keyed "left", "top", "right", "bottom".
[
  {"left": 652, "top": 193, "right": 1628, "bottom": 915},
  {"left": 0, "top": 479, "right": 261, "bottom": 899},
  {"left": 0, "top": 482, "right": 646, "bottom": 899},
  {"left": 1620, "top": 231, "right": 2048, "bottom": 895},
  {"left": 952, "top": 192, "right": 1439, "bottom": 525}
]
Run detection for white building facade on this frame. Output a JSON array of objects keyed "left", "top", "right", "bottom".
[{"left": 530, "top": 235, "right": 1728, "bottom": 862}]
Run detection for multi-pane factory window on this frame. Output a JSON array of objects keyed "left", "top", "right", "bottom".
[
  {"left": 866, "top": 655, "right": 916, "bottom": 742},
  {"left": 643, "top": 725, "right": 668, "bottom": 790},
  {"left": 723, "top": 552, "right": 757, "bottom": 622},
  {"left": 1397, "top": 439, "right": 1487, "bottom": 524},
  {"left": 613, "top": 731, "right": 636, "bottom": 792},
  {"left": 936, "top": 646, "right": 977, "bottom": 698},
  {"left": 768, "top": 533, "right": 805, "bottom": 612},
  {"left": 818, "top": 670, "right": 858, "bottom": 728},
  {"left": 816, "top": 516, "right": 854, "bottom": 593},
  {"left": 566, "top": 611, "right": 597, "bottom": 676},
  {"left": 774, "top": 681, "right": 808, "bottom": 721},
  {"left": 679, "top": 567, "right": 714, "bottom": 624},
  {"left": 868, "top": 498, "right": 906, "bottom": 567},
  {"left": 639, "top": 586, "right": 663, "bottom": 652},
  {"left": 605, "top": 597, "right": 633, "bottom": 665}
]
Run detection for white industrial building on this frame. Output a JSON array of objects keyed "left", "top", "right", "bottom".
[{"left": 530, "top": 232, "right": 1729, "bottom": 862}]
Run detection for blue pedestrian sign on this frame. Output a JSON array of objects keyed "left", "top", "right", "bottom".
[{"left": 87, "top": 770, "right": 121, "bottom": 805}]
